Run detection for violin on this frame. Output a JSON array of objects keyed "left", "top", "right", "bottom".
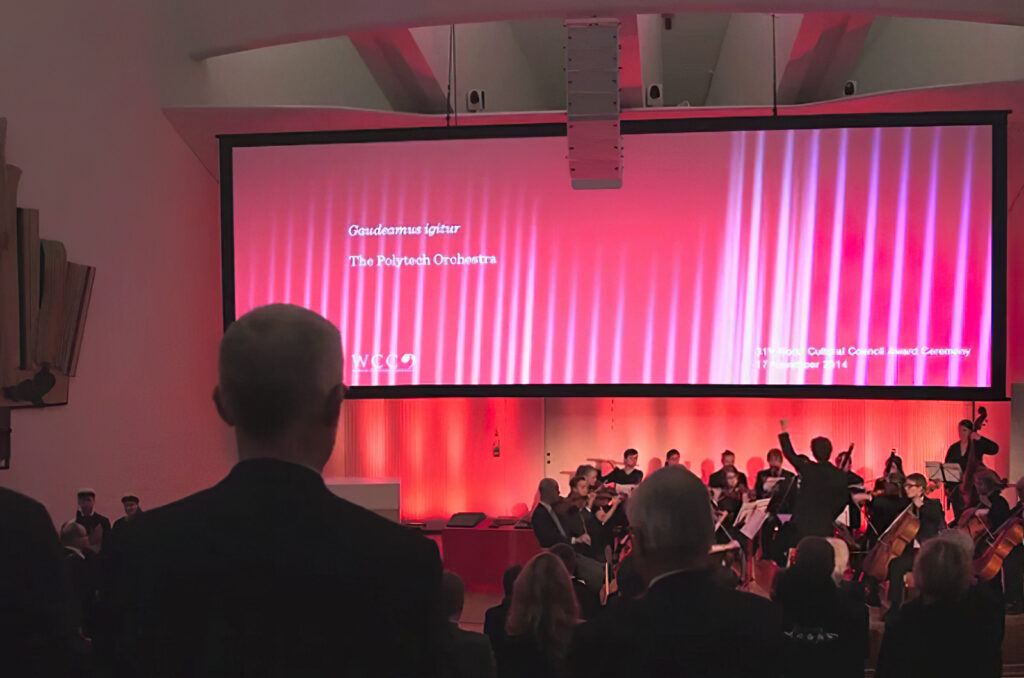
[{"left": 861, "top": 503, "right": 920, "bottom": 581}]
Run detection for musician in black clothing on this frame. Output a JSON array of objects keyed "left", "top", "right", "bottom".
[
  {"left": 755, "top": 449, "right": 796, "bottom": 499},
  {"left": 665, "top": 449, "right": 681, "bottom": 467},
  {"left": 885, "top": 473, "right": 945, "bottom": 609},
  {"left": 602, "top": 449, "right": 643, "bottom": 486},
  {"left": 945, "top": 418, "right": 999, "bottom": 518},
  {"left": 778, "top": 421, "right": 850, "bottom": 540},
  {"left": 1004, "top": 478, "right": 1024, "bottom": 615},
  {"left": 708, "top": 450, "right": 748, "bottom": 490}
]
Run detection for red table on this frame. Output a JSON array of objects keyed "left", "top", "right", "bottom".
[{"left": 441, "top": 519, "right": 542, "bottom": 592}]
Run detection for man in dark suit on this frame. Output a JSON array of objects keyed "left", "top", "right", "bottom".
[
  {"left": 0, "top": 487, "right": 79, "bottom": 675},
  {"left": 755, "top": 449, "right": 796, "bottom": 499},
  {"left": 75, "top": 488, "right": 112, "bottom": 554},
  {"left": 442, "top": 571, "right": 496, "bottom": 678},
  {"left": 532, "top": 478, "right": 604, "bottom": 592},
  {"left": 568, "top": 466, "right": 783, "bottom": 677},
  {"left": 708, "top": 450, "right": 748, "bottom": 490},
  {"left": 108, "top": 304, "right": 443, "bottom": 677},
  {"left": 778, "top": 420, "right": 850, "bottom": 540},
  {"left": 60, "top": 521, "right": 100, "bottom": 639}
]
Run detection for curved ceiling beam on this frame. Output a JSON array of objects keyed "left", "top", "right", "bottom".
[{"left": 183, "top": 1, "right": 1024, "bottom": 59}]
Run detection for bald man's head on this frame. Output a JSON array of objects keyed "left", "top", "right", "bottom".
[
  {"left": 628, "top": 466, "right": 714, "bottom": 578},
  {"left": 215, "top": 304, "right": 344, "bottom": 469}
]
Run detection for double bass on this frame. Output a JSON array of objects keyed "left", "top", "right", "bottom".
[{"left": 957, "top": 406, "right": 989, "bottom": 510}]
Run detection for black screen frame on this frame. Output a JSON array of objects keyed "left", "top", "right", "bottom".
[{"left": 219, "top": 110, "right": 1009, "bottom": 401}]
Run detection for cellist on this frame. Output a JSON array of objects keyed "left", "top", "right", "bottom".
[
  {"left": 885, "top": 473, "right": 944, "bottom": 610},
  {"left": 1002, "top": 477, "right": 1024, "bottom": 615}
]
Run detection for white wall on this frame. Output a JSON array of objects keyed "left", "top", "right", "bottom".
[
  {"left": 412, "top": 22, "right": 556, "bottom": 113},
  {"left": 202, "top": 37, "right": 391, "bottom": 108},
  {"left": 851, "top": 18, "right": 1024, "bottom": 95},
  {"left": 705, "top": 13, "right": 801, "bottom": 107},
  {"left": 0, "top": 0, "right": 232, "bottom": 523}
]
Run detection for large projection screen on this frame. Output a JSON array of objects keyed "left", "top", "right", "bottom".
[{"left": 221, "top": 112, "right": 1007, "bottom": 399}]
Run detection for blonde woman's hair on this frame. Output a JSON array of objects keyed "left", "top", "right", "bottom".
[{"left": 506, "top": 551, "right": 579, "bottom": 668}]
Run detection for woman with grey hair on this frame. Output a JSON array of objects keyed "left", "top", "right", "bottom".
[{"left": 875, "top": 531, "right": 1004, "bottom": 678}]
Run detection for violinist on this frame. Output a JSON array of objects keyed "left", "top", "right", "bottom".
[
  {"left": 754, "top": 448, "right": 795, "bottom": 500},
  {"left": 945, "top": 418, "right": 999, "bottom": 518},
  {"left": 716, "top": 468, "right": 752, "bottom": 528},
  {"left": 885, "top": 473, "right": 944, "bottom": 609},
  {"left": 708, "top": 450, "right": 748, "bottom": 490},
  {"left": 665, "top": 449, "right": 681, "bottom": 467},
  {"left": 559, "top": 475, "right": 614, "bottom": 563}
]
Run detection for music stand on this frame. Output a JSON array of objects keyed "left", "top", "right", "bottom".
[{"left": 926, "top": 461, "right": 962, "bottom": 510}]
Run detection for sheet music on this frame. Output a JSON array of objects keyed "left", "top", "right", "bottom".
[{"left": 763, "top": 476, "right": 784, "bottom": 493}]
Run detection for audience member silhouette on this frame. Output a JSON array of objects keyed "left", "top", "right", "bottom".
[
  {"left": 771, "top": 537, "right": 868, "bottom": 678},
  {"left": 568, "top": 466, "right": 783, "bottom": 678},
  {"left": 0, "top": 487, "right": 78, "bottom": 675},
  {"left": 485, "top": 565, "right": 522, "bottom": 656},
  {"left": 876, "top": 531, "right": 1004, "bottom": 678},
  {"left": 549, "top": 544, "right": 601, "bottom": 620},
  {"left": 442, "top": 571, "right": 496, "bottom": 678},
  {"left": 107, "top": 304, "right": 444, "bottom": 677},
  {"left": 498, "top": 551, "right": 579, "bottom": 678},
  {"left": 60, "top": 521, "right": 100, "bottom": 639}
]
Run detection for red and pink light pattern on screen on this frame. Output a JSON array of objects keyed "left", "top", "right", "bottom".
[{"left": 232, "top": 125, "right": 992, "bottom": 388}]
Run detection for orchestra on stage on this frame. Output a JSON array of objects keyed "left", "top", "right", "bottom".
[{"left": 535, "top": 410, "right": 1024, "bottom": 617}]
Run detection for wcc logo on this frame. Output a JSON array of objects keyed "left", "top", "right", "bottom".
[{"left": 351, "top": 353, "right": 417, "bottom": 372}]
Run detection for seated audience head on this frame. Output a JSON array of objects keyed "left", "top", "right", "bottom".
[
  {"left": 810, "top": 437, "right": 832, "bottom": 462},
  {"left": 506, "top": 551, "right": 579, "bottom": 661},
  {"left": 121, "top": 494, "right": 140, "bottom": 516},
  {"left": 502, "top": 564, "right": 523, "bottom": 601},
  {"left": 767, "top": 448, "right": 783, "bottom": 469},
  {"left": 973, "top": 469, "right": 1001, "bottom": 497},
  {"left": 538, "top": 478, "right": 560, "bottom": 505},
  {"left": 214, "top": 303, "right": 344, "bottom": 472},
  {"left": 628, "top": 466, "right": 713, "bottom": 580},
  {"left": 721, "top": 450, "right": 735, "bottom": 468},
  {"left": 549, "top": 543, "right": 577, "bottom": 578},
  {"left": 665, "top": 449, "right": 681, "bottom": 466},
  {"left": 441, "top": 570, "right": 466, "bottom": 623},
  {"left": 77, "top": 489, "right": 96, "bottom": 516},
  {"left": 825, "top": 538, "right": 850, "bottom": 585},
  {"left": 792, "top": 537, "right": 836, "bottom": 582},
  {"left": 60, "top": 521, "right": 88, "bottom": 550},
  {"left": 958, "top": 418, "right": 974, "bottom": 442},
  {"left": 623, "top": 448, "right": 639, "bottom": 469},
  {"left": 913, "top": 531, "right": 974, "bottom": 603},
  {"left": 569, "top": 475, "right": 588, "bottom": 497}
]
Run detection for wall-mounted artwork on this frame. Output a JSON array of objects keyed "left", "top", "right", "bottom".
[{"left": 0, "top": 118, "right": 95, "bottom": 466}]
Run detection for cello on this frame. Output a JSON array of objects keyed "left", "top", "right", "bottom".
[
  {"left": 974, "top": 503, "right": 1024, "bottom": 580},
  {"left": 861, "top": 502, "right": 920, "bottom": 582}
]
